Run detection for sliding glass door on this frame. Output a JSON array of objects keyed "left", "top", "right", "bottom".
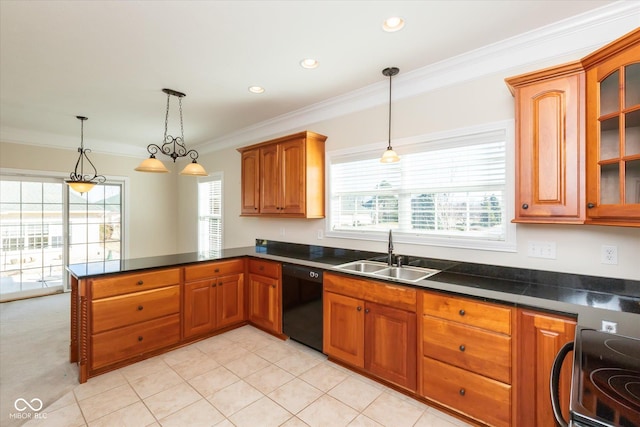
[{"left": 0, "top": 175, "right": 123, "bottom": 301}]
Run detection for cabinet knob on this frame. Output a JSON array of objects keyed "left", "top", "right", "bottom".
[
  {"left": 365, "top": 308, "right": 370, "bottom": 314},
  {"left": 587, "top": 203, "right": 595, "bottom": 209},
  {"left": 459, "top": 309, "right": 465, "bottom": 316},
  {"left": 459, "top": 344, "right": 465, "bottom": 352},
  {"left": 254, "top": 207, "right": 258, "bottom": 211},
  {"left": 259, "top": 266, "right": 264, "bottom": 270},
  {"left": 138, "top": 336, "right": 143, "bottom": 342},
  {"left": 214, "top": 268, "right": 220, "bottom": 273},
  {"left": 137, "top": 280, "right": 144, "bottom": 286},
  {"left": 212, "top": 283, "right": 216, "bottom": 287},
  {"left": 271, "top": 285, "right": 276, "bottom": 288},
  {"left": 137, "top": 305, "right": 143, "bottom": 311},
  {"left": 522, "top": 203, "right": 528, "bottom": 209},
  {"left": 459, "top": 388, "right": 466, "bottom": 396},
  {"left": 357, "top": 306, "right": 362, "bottom": 311}
]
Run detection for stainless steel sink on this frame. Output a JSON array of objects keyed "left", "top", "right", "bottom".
[
  {"left": 335, "top": 260, "right": 387, "bottom": 273},
  {"left": 334, "top": 260, "right": 440, "bottom": 283},
  {"left": 373, "top": 266, "right": 440, "bottom": 282}
]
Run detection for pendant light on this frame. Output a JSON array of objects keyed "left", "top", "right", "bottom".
[
  {"left": 380, "top": 67, "right": 400, "bottom": 163},
  {"left": 65, "top": 116, "right": 105, "bottom": 193},
  {"left": 135, "top": 88, "right": 207, "bottom": 176}
]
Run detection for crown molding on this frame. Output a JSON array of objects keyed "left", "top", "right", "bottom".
[{"left": 195, "top": 1, "right": 640, "bottom": 154}]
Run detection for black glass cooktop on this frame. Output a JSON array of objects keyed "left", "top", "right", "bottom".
[{"left": 573, "top": 328, "right": 640, "bottom": 427}]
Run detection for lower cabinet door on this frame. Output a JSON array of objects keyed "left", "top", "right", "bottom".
[
  {"left": 91, "top": 314, "right": 181, "bottom": 369},
  {"left": 422, "top": 357, "right": 511, "bottom": 427},
  {"left": 216, "top": 273, "right": 244, "bottom": 328},
  {"left": 365, "top": 302, "right": 417, "bottom": 391},
  {"left": 323, "top": 291, "right": 365, "bottom": 368},
  {"left": 248, "top": 274, "right": 280, "bottom": 333},
  {"left": 183, "top": 279, "right": 216, "bottom": 338}
]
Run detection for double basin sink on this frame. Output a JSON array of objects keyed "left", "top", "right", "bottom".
[{"left": 333, "top": 260, "right": 440, "bottom": 283}]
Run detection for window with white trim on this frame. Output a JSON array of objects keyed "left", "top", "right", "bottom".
[
  {"left": 198, "top": 173, "right": 223, "bottom": 253},
  {"left": 328, "top": 123, "right": 515, "bottom": 251}
]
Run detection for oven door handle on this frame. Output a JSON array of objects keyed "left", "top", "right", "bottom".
[{"left": 550, "top": 340, "right": 574, "bottom": 427}]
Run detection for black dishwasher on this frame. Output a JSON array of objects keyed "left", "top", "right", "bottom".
[{"left": 282, "top": 264, "right": 324, "bottom": 352}]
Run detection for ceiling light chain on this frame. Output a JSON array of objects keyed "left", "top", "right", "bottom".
[
  {"left": 380, "top": 67, "right": 400, "bottom": 163},
  {"left": 65, "top": 116, "right": 106, "bottom": 193},
  {"left": 135, "top": 88, "right": 207, "bottom": 176}
]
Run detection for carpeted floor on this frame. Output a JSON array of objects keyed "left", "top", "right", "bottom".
[{"left": 0, "top": 292, "right": 78, "bottom": 427}]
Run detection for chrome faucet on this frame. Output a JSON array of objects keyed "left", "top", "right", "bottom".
[{"left": 387, "top": 229, "right": 394, "bottom": 266}]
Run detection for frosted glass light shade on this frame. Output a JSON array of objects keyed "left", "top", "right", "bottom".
[
  {"left": 66, "top": 181, "right": 96, "bottom": 193},
  {"left": 180, "top": 161, "right": 208, "bottom": 176},
  {"left": 380, "top": 148, "right": 400, "bottom": 163},
  {"left": 135, "top": 157, "right": 170, "bottom": 173}
]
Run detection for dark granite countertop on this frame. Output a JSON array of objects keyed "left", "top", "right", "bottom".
[{"left": 67, "top": 239, "right": 640, "bottom": 338}]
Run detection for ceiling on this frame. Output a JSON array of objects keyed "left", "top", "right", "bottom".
[{"left": 0, "top": 0, "right": 620, "bottom": 158}]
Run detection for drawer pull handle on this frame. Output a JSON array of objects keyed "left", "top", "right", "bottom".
[
  {"left": 459, "top": 388, "right": 465, "bottom": 396},
  {"left": 137, "top": 280, "right": 144, "bottom": 286},
  {"left": 138, "top": 336, "right": 143, "bottom": 342},
  {"left": 137, "top": 305, "right": 143, "bottom": 311},
  {"left": 357, "top": 306, "right": 362, "bottom": 311},
  {"left": 459, "top": 309, "right": 465, "bottom": 316},
  {"left": 214, "top": 268, "right": 220, "bottom": 273},
  {"left": 459, "top": 345, "right": 465, "bottom": 352}
]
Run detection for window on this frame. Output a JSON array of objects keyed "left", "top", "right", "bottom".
[
  {"left": 68, "top": 184, "right": 122, "bottom": 264},
  {"left": 0, "top": 178, "right": 65, "bottom": 300},
  {"left": 328, "top": 122, "right": 515, "bottom": 251},
  {"left": 198, "top": 173, "right": 223, "bottom": 253},
  {"left": 1, "top": 173, "right": 125, "bottom": 301}
]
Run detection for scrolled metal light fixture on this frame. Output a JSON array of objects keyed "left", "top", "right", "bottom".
[
  {"left": 380, "top": 67, "right": 400, "bottom": 163},
  {"left": 135, "top": 88, "right": 207, "bottom": 176},
  {"left": 65, "top": 116, "right": 105, "bottom": 193}
]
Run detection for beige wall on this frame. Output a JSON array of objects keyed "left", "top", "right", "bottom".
[
  {"left": 176, "top": 67, "right": 640, "bottom": 281},
  {"left": 0, "top": 142, "right": 180, "bottom": 258}
]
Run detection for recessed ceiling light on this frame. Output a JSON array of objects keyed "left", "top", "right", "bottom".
[
  {"left": 300, "top": 58, "right": 319, "bottom": 69},
  {"left": 248, "top": 86, "right": 265, "bottom": 94},
  {"left": 382, "top": 16, "right": 405, "bottom": 32}
]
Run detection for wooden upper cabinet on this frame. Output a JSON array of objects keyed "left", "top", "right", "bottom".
[
  {"left": 506, "top": 61, "right": 586, "bottom": 223},
  {"left": 240, "top": 148, "right": 260, "bottom": 215},
  {"left": 238, "top": 131, "right": 327, "bottom": 218},
  {"left": 582, "top": 28, "right": 640, "bottom": 226}
]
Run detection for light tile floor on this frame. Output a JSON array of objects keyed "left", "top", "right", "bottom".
[{"left": 24, "top": 326, "right": 473, "bottom": 427}]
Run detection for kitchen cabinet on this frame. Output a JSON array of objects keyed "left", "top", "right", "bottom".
[
  {"left": 89, "top": 268, "right": 182, "bottom": 372},
  {"left": 183, "top": 259, "right": 245, "bottom": 338},
  {"left": 506, "top": 62, "right": 586, "bottom": 223},
  {"left": 517, "top": 309, "right": 576, "bottom": 427},
  {"left": 323, "top": 272, "right": 417, "bottom": 391},
  {"left": 238, "top": 131, "right": 327, "bottom": 218},
  {"left": 240, "top": 148, "right": 260, "bottom": 215},
  {"left": 582, "top": 28, "right": 640, "bottom": 225},
  {"left": 419, "top": 291, "right": 514, "bottom": 427},
  {"left": 248, "top": 258, "right": 282, "bottom": 334}
]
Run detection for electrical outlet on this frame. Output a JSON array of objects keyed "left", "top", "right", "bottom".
[
  {"left": 601, "top": 245, "right": 618, "bottom": 265},
  {"left": 527, "top": 241, "right": 557, "bottom": 259},
  {"left": 601, "top": 320, "right": 617, "bottom": 334}
]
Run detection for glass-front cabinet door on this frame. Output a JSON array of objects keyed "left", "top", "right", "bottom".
[{"left": 585, "top": 31, "right": 640, "bottom": 225}]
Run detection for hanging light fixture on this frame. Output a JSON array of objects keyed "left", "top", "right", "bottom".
[
  {"left": 135, "top": 88, "right": 207, "bottom": 176},
  {"left": 65, "top": 116, "right": 105, "bottom": 193},
  {"left": 380, "top": 67, "right": 400, "bottom": 163}
]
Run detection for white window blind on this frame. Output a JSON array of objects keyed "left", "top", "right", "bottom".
[
  {"left": 329, "top": 124, "right": 513, "bottom": 250},
  {"left": 198, "top": 173, "right": 223, "bottom": 253}
]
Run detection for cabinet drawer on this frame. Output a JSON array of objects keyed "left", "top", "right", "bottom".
[
  {"left": 422, "top": 316, "right": 511, "bottom": 384},
  {"left": 422, "top": 357, "right": 511, "bottom": 427},
  {"left": 422, "top": 292, "right": 512, "bottom": 335},
  {"left": 91, "top": 314, "right": 180, "bottom": 370},
  {"left": 92, "top": 285, "right": 180, "bottom": 333},
  {"left": 91, "top": 268, "right": 181, "bottom": 299},
  {"left": 185, "top": 259, "right": 245, "bottom": 282},
  {"left": 324, "top": 273, "right": 416, "bottom": 312},
  {"left": 249, "top": 259, "right": 280, "bottom": 278}
]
